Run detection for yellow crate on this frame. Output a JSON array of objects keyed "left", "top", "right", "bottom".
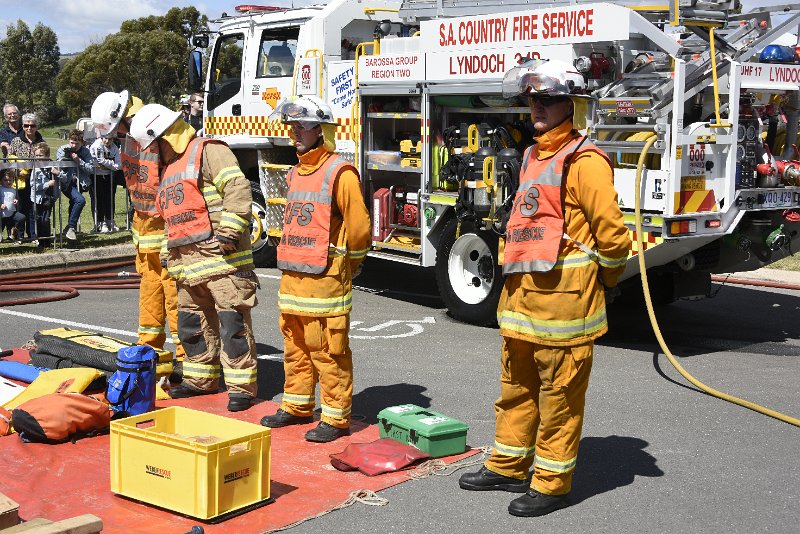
[{"left": 110, "top": 406, "right": 271, "bottom": 520}]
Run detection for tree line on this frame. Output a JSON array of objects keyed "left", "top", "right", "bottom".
[{"left": 0, "top": 7, "right": 209, "bottom": 126}]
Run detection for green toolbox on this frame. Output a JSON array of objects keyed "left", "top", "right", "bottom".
[{"left": 377, "top": 404, "right": 468, "bottom": 458}]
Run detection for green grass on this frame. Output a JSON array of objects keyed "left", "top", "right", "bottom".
[
  {"left": 0, "top": 187, "right": 132, "bottom": 256},
  {"left": 39, "top": 120, "right": 75, "bottom": 138},
  {"left": 769, "top": 253, "right": 800, "bottom": 272}
]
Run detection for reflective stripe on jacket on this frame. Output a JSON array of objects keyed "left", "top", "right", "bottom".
[
  {"left": 277, "top": 155, "right": 352, "bottom": 274},
  {"left": 121, "top": 136, "right": 160, "bottom": 217},
  {"left": 157, "top": 138, "right": 217, "bottom": 248},
  {"left": 502, "top": 137, "right": 610, "bottom": 275}
]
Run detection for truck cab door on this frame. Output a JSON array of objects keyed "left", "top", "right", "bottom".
[
  {"left": 206, "top": 32, "right": 246, "bottom": 138},
  {"left": 246, "top": 27, "right": 300, "bottom": 141}
]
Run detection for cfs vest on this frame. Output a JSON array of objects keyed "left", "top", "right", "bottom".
[
  {"left": 121, "top": 135, "right": 161, "bottom": 217},
  {"left": 277, "top": 154, "right": 352, "bottom": 274},
  {"left": 503, "top": 136, "right": 611, "bottom": 275},
  {"left": 157, "top": 137, "right": 220, "bottom": 248}
]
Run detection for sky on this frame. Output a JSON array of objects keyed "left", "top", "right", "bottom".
[{"left": 0, "top": 0, "right": 797, "bottom": 54}]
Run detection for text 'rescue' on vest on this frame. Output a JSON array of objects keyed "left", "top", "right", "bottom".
[
  {"left": 502, "top": 136, "right": 611, "bottom": 275},
  {"left": 277, "top": 154, "right": 353, "bottom": 275},
  {"left": 157, "top": 138, "right": 223, "bottom": 248},
  {"left": 121, "top": 136, "right": 161, "bottom": 217}
]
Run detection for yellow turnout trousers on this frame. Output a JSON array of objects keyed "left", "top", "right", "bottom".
[
  {"left": 485, "top": 337, "right": 593, "bottom": 496},
  {"left": 135, "top": 250, "right": 185, "bottom": 360},
  {"left": 279, "top": 313, "right": 353, "bottom": 428},
  {"left": 177, "top": 274, "right": 259, "bottom": 398}
]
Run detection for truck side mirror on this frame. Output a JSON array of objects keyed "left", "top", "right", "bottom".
[{"left": 188, "top": 50, "right": 203, "bottom": 92}]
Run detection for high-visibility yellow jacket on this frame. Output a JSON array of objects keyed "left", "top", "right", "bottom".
[
  {"left": 161, "top": 142, "right": 254, "bottom": 285},
  {"left": 497, "top": 120, "right": 631, "bottom": 346},
  {"left": 278, "top": 146, "right": 370, "bottom": 317}
]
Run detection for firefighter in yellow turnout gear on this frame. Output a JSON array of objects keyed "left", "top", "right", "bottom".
[
  {"left": 90, "top": 91, "right": 186, "bottom": 372},
  {"left": 459, "top": 60, "right": 631, "bottom": 517},
  {"left": 129, "top": 104, "right": 259, "bottom": 413},
  {"left": 259, "top": 96, "right": 370, "bottom": 443}
]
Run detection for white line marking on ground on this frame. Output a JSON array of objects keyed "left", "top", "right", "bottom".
[
  {"left": 0, "top": 308, "right": 138, "bottom": 338},
  {"left": 256, "top": 273, "right": 281, "bottom": 280},
  {"left": 0, "top": 309, "right": 287, "bottom": 358},
  {"left": 257, "top": 354, "right": 284, "bottom": 361}
]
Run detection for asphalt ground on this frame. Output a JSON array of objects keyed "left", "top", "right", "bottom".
[{"left": 0, "top": 248, "right": 798, "bottom": 533}]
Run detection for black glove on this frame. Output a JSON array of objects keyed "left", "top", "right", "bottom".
[{"left": 605, "top": 285, "right": 621, "bottom": 305}]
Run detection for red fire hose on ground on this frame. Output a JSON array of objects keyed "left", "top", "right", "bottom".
[
  {"left": 710, "top": 274, "right": 800, "bottom": 291},
  {"left": 0, "top": 259, "right": 140, "bottom": 306}
]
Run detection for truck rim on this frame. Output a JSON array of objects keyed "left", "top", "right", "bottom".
[
  {"left": 250, "top": 200, "right": 268, "bottom": 252},
  {"left": 447, "top": 232, "right": 494, "bottom": 305}
]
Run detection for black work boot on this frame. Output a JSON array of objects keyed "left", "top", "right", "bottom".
[
  {"left": 508, "top": 489, "right": 570, "bottom": 517},
  {"left": 260, "top": 409, "right": 313, "bottom": 428},
  {"left": 458, "top": 466, "right": 530, "bottom": 493},
  {"left": 169, "top": 360, "right": 183, "bottom": 384},
  {"left": 169, "top": 382, "right": 214, "bottom": 399},
  {"left": 227, "top": 395, "right": 253, "bottom": 412},
  {"left": 304, "top": 422, "right": 350, "bottom": 443}
]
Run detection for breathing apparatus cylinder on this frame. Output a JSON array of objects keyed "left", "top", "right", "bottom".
[
  {"left": 492, "top": 148, "right": 522, "bottom": 233},
  {"left": 465, "top": 147, "right": 496, "bottom": 216}
]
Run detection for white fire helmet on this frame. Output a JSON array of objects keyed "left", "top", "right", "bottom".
[
  {"left": 91, "top": 90, "right": 130, "bottom": 137},
  {"left": 129, "top": 103, "right": 182, "bottom": 149},
  {"left": 502, "top": 59, "right": 590, "bottom": 99},
  {"left": 268, "top": 95, "right": 336, "bottom": 127}
]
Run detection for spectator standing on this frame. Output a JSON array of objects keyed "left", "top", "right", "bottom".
[
  {"left": 0, "top": 104, "right": 22, "bottom": 156},
  {"left": 9, "top": 113, "right": 45, "bottom": 237},
  {"left": 89, "top": 132, "right": 121, "bottom": 232},
  {"left": 0, "top": 169, "right": 25, "bottom": 242},
  {"left": 186, "top": 93, "right": 203, "bottom": 132},
  {"left": 54, "top": 129, "right": 94, "bottom": 241},
  {"left": 30, "top": 142, "right": 57, "bottom": 244}
]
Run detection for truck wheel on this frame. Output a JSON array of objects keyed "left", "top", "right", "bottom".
[
  {"left": 250, "top": 187, "right": 276, "bottom": 267},
  {"left": 435, "top": 218, "right": 503, "bottom": 326}
]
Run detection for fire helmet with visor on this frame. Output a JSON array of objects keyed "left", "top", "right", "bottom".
[
  {"left": 91, "top": 90, "right": 130, "bottom": 137},
  {"left": 502, "top": 59, "right": 590, "bottom": 99},
  {"left": 91, "top": 91, "right": 145, "bottom": 137},
  {"left": 268, "top": 95, "right": 337, "bottom": 128},
  {"left": 129, "top": 103, "right": 182, "bottom": 149}
]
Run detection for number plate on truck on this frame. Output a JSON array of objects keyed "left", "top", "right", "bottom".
[{"left": 762, "top": 190, "right": 795, "bottom": 208}]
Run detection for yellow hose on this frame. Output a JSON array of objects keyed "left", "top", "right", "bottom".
[{"left": 633, "top": 136, "right": 800, "bottom": 427}]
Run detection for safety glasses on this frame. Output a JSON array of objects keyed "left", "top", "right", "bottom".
[
  {"left": 289, "top": 121, "right": 319, "bottom": 131},
  {"left": 529, "top": 95, "right": 569, "bottom": 108}
]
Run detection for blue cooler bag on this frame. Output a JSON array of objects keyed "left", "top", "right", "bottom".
[{"left": 107, "top": 345, "right": 157, "bottom": 416}]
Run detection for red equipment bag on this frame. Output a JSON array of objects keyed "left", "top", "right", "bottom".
[
  {"left": 10, "top": 392, "right": 112, "bottom": 443},
  {"left": 330, "top": 438, "right": 431, "bottom": 476}
]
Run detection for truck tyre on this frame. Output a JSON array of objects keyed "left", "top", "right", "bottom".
[
  {"left": 250, "top": 185, "right": 276, "bottom": 267},
  {"left": 435, "top": 218, "right": 503, "bottom": 326}
]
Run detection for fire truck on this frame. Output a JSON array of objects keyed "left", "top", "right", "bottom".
[
  {"left": 188, "top": 0, "right": 404, "bottom": 265},
  {"left": 194, "top": 1, "right": 800, "bottom": 325},
  {"left": 356, "top": 0, "right": 800, "bottom": 324}
]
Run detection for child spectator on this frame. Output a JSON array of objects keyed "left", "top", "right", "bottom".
[
  {"left": 55, "top": 129, "right": 93, "bottom": 241},
  {"left": 89, "top": 132, "right": 121, "bottom": 232},
  {"left": 30, "top": 142, "right": 57, "bottom": 244},
  {"left": 0, "top": 169, "right": 25, "bottom": 242}
]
